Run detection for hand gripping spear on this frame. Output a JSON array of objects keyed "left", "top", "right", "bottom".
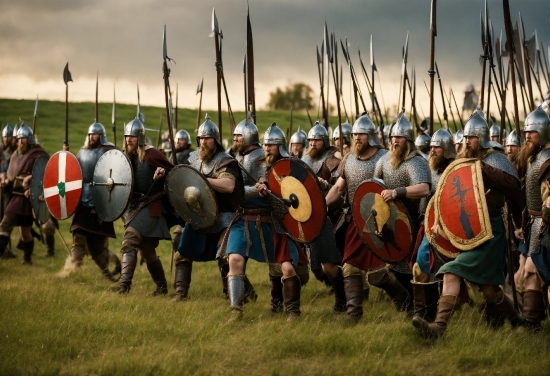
[
  {"left": 63, "top": 62, "right": 73, "bottom": 147},
  {"left": 428, "top": 0, "right": 436, "bottom": 136},
  {"left": 162, "top": 25, "right": 177, "bottom": 165}
]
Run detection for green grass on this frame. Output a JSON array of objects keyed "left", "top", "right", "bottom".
[{"left": 0, "top": 98, "right": 547, "bottom": 375}]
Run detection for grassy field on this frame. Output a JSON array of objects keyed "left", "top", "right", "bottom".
[{"left": 0, "top": 99, "right": 547, "bottom": 375}]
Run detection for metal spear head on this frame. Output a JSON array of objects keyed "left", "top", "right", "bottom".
[
  {"left": 430, "top": 0, "right": 437, "bottom": 36},
  {"left": 210, "top": 8, "right": 219, "bottom": 37},
  {"left": 324, "top": 21, "right": 332, "bottom": 63},
  {"left": 370, "top": 34, "right": 377, "bottom": 71},
  {"left": 484, "top": 0, "right": 489, "bottom": 44},
  {"left": 196, "top": 77, "right": 203, "bottom": 95},
  {"left": 163, "top": 25, "right": 167, "bottom": 60},
  {"left": 34, "top": 96, "right": 38, "bottom": 117},
  {"left": 63, "top": 62, "right": 72, "bottom": 85}
]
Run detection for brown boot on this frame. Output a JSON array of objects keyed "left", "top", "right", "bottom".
[
  {"left": 282, "top": 275, "right": 301, "bottom": 320},
  {"left": 522, "top": 289, "right": 545, "bottom": 332},
  {"left": 173, "top": 261, "right": 192, "bottom": 301},
  {"left": 243, "top": 275, "right": 258, "bottom": 303},
  {"left": 92, "top": 250, "right": 117, "bottom": 282},
  {"left": 492, "top": 291, "right": 524, "bottom": 328},
  {"left": 344, "top": 275, "right": 364, "bottom": 322},
  {"left": 374, "top": 270, "right": 413, "bottom": 315},
  {"left": 118, "top": 251, "right": 137, "bottom": 294},
  {"left": 45, "top": 234, "right": 55, "bottom": 257},
  {"left": 218, "top": 258, "right": 229, "bottom": 299},
  {"left": 415, "top": 294, "right": 458, "bottom": 338},
  {"left": 147, "top": 258, "right": 168, "bottom": 296},
  {"left": 20, "top": 240, "right": 34, "bottom": 265},
  {"left": 330, "top": 268, "right": 347, "bottom": 313},
  {"left": 269, "top": 274, "right": 284, "bottom": 313},
  {"left": 411, "top": 281, "right": 440, "bottom": 328}
]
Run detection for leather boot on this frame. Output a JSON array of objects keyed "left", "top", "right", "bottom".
[
  {"left": 45, "top": 234, "right": 55, "bottom": 257},
  {"left": 269, "top": 274, "right": 284, "bottom": 313},
  {"left": 243, "top": 274, "right": 258, "bottom": 303},
  {"left": 411, "top": 281, "right": 440, "bottom": 327},
  {"left": 331, "top": 268, "right": 347, "bottom": 313},
  {"left": 424, "top": 282, "right": 441, "bottom": 322},
  {"left": 283, "top": 275, "right": 301, "bottom": 320},
  {"left": 522, "top": 289, "right": 545, "bottom": 332},
  {"left": 173, "top": 261, "right": 192, "bottom": 301},
  {"left": 492, "top": 291, "right": 525, "bottom": 328},
  {"left": 374, "top": 270, "right": 413, "bottom": 315},
  {"left": 344, "top": 275, "right": 364, "bottom": 322},
  {"left": 218, "top": 258, "right": 229, "bottom": 299},
  {"left": 20, "top": 240, "right": 34, "bottom": 265},
  {"left": 415, "top": 294, "right": 458, "bottom": 338},
  {"left": 228, "top": 275, "right": 246, "bottom": 320},
  {"left": 147, "top": 258, "right": 168, "bottom": 296},
  {"left": 0, "top": 235, "right": 15, "bottom": 259},
  {"left": 118, "top": 251, "right": 138, "bottom": 294},
  {"left": 109, "top": 250, "right": 122, "bottom": 279},
  {"left": 92, "top": 250, "right": 116, "bottom": 281}
]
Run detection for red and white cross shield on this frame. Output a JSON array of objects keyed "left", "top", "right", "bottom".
[{"left": 43, "top": 151, "right": 83, "bottom": 219}]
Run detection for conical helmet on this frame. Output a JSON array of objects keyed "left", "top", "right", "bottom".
[
  {"left": 505, "top": 129, "right": 523, "bottom": 147},
  {"left": 16, "top": 123, "right": 36, "bottom": 145},
  {"left": 289, "top": 125, "right": 307, "bottom": 147},
  {"left": 175, "top": 129, "right": 191, "bottom": 144},
  {"left": 463, "top": 109, "right": 492, "bottom": 149},
  {"left": 454, "top": 129, "right": 464, "bottom": 145},
  {"left": 124, "top": 117, "right": 146, "bottom": 146},
  {"left": 233, "top": 118, "right": 259, "bottom": 147},
  {"left": 263, "top": 122, "right": 289, "bottom": 157},
  {"left": 430, "top": 128, "right": 456, "bottom": 159},
  {"left": 307, "top": 123, "right": 330, "bottom": 148},
  {"left": 85, "top": 121, "right": 109, "bottom": 146},
  {"left": 333, "top": 122, "right": 353, "bottom": 145},
  {"left": 390, "top": 109, "right": 414, "bottom": 142},
  {"left": 2, "top": 123, "right": 13, "bottom": 137},
  {"left": 196, "top": 113, "right": 221, "bottom": 148},
  {"left": 523, "top": 106, "right": 550, "bottom": 146},
  {"left": 352, "top": 114, "right": 380, "bottom": 146}
]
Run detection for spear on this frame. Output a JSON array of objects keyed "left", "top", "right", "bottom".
[
  {"left": 428, "top": 0, "right": 436, "bottom": 135},
  {"left": 218, "top": 30, "right": 236, "bottom": 133},
  {"left": 157, "top": 112, "right": 163, "bottom": 149},
  {"left": 210, "top": 8, "right": 223, "bottom": 135},
  {"left": 540, "top": 42, "right": 550, "bottom": 89},
  {"left": 246, "top": 4, "right": 256, "bottom": 124},
  {"left": 435, "top": 63, "right": 448, "bottom": 130},
  {"left": 162, "top": 25, "right": 177, "bottom": 164},
  {"left": 357, "top": 44, "right": 378, "bottom": 124},
  {"left": 479, "top": 10, "right": 488, "bottom": 111},
  {"left": 330, "top": 30, "right": 343, "bottom": 152},
  {"left": 195, "top": 77, "right": 204, "bottom": 132},
  {"left": 95, "top": 71, "right": 99, "bottom": 122},
  {"left": 444, "top": 88, "right": 458, "bottom": 132},
  {"left": 339, "top": 65, "right": 349, "bottom": 121},
  {"left": 503, "top": 0, "right": 521, "bottom": 148},
  {"left": 324, "top": 22, "right": 331, "bottom": 129},
  {"left": 341, "top": 40, "right": 367, "bottom": 115},
  {"left": 519, "top": 14, "right": 534, "bottom": 111},
  {"left": 424, "top": 79, "right": 442, "bottom": 126},
  {"left": 175, "top": 83, "right": 179, "bottom": 130},
  {"left": 316, "top": 44, "right": 329, "bottom": 127},
  {"left": 62, "top": 62, "right": 72, "bottom": 147},
  {"left": 304, "top": 102, "right": 314, "bottom": 128},
  {"left": 401, "top": 31, "right": 410, "bottom": 110},
  {"left": 243, "top": 54, "right": 247, "bottom": 112},
  {"left": 450, "top": 88, "right": 464, "bottom": 129},
  {"left": 112, "top": 84, "right": 117, "bottom": 148},
  {"left": 32, "top": 96, "right": 38, "bottom": 136},
  {"left": 288, "top": 106, "right": 293, "bottom": 142}
]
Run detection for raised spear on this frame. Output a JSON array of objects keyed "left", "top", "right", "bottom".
[
  {"left": 112, "top": 84, "right": 117, "bottom": 148},
  {"left": 424, "top": 79, "right": 442, "bottom": 127},
  {"left": 210, "top": 8, "right": 223, "bottom": 135},
  {"left": 218, "top": 30, "right": 236, "bottom": 133},
  {"left": 330, "top": 30, "right": 343, "bottom": 152},
  {"left": 32, "top": 96, "right": 38, "bottom": 136},
  {"left": 157, "top": 112, "right": 163, "bottom": 149},
  {"left": 175, "top": 83, "right": 179, "bottom": 130},
  {"left": 479, "top": 10, "right": 488, "bottom": 111},
  {"left": 503, "top": 0, "right": 521, "bottom": 147},
  {"left": 401, "top": 31, "right": 410, "bottom": 110},
  {"left": 435, "top": 62, "right": 448, "bottom": 130},
  {"left": 162, "top": 25, "right": 177, "bottom": 164},
  {"left": 339, "top": 65, "right": 349, "bottom": 122},
  {"left": 246, "top": 4, "right": 256, "bottom": 124},
  {"left": 63, "top": 62, "right": 72, "bottom": 147},
  {"left": 450, "top": 88, "right": 464, "bottom": 129},
  {"left": 316, "top": 44, "right": 329, "bottom": 126},
  {"left": 428, "top": 0, "right": 436, "bottom": 135},
  {"left": 243, "top": 54, "right": 247, "bottom": 112},
  {"left": 95, "top": 71, "right": 99, "bottom": 122},
  {"left": 195, "top": 77, "right": 204, "bottom": 132}
]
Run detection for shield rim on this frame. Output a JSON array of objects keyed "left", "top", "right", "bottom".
[
  {"left": 43, "top": 151, "right": 83, "bottom": 220},
  {"left": 92, "top": 149, "right": 133, "bottom": 223},
  {"left": 267, "top": 158, "right": 327, "bottom": 244},
  {"left": 165, "top": 164, "right": 218, "bottom": 229},
  {"left": 424, "top": 195, "right": 459, "bottom": 259},
  {"left": 352, "top": 179, "right": 414, "bottom": 264},
  {"left": 434, "top": 158, "right": 493, "bottom": 251},
  {"left": 30, "top": 155, "right": 51, "bottom": 224}
]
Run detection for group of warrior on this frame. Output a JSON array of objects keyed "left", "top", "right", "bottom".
[{"left": 1, "top": 96, "right": 550, "bottom": 337}]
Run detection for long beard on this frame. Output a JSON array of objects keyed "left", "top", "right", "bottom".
[
  {"left": 429, "top": 153, "right": 449, "bottom": 171},
  {"left": 17, "top": 143, "right": 30, "bottom": 155},
  {"left": 265, "top": 153, "right": 281, "bottom": 167},
  {"left": 517, "top": 140, "right": 541, "bottom": 171},
  {"left": 507, "top": 152, "right": 519, "bottom": 165},
  {"left": 87, "top": 138, "right": 99, "bottom": 149},
  {"left": 353, "top": 140, "right": 369, "bottom": 156},
  {"left": 124, "top": 142, "right": 137, "bottom": 157},
  {"left": 199, "top": 144, "right": 217, "bottom": 162},
  {"left": 306, "top": 146, "right": 324, "bottom": 159},
  {"left": 390, "top": 142, "right": 410, "bottom": 169},
  {"left": 231, "top": 142, "right": 243, "bottom": 156},
  {"left": 456, "top": 143, "right": 486, "bottom": 159}
]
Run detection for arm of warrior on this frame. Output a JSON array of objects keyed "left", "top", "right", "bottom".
[
  {"left": 208, "top": 174, "right": 236, "bottom": 194},
  {"left": 326, "top": 176, "right": 346, "bottom": 208}
]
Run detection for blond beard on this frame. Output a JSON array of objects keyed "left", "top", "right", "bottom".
[
  {"left": 124, "top": 142, "right": 145, "bottom": 162},
  {"left": 17, "top": 142, "right": 30, "bottom": 155},
  {"left": 429, "top": 154, "right": 449, "bottom": 171},
  {"left": 306, "top": 146, "right": 324, "bottom": 159},
  {"left": 265, "top": 153, "right": 281, "bottom": 167},
  {"left": 516, "top": 140, "right": 541, "bottom": 171},
  {"left": 390, "top": 142, "right": 411, "bottom": 169},
  {"left": 353, "top": 140, "right": 369, "bottom": 156},
  {"left": 199, "top": 144, "right": 217, "bottom": 162},
  {"left": 231, "top": 142, "right": 243, "bottom": 156},
  {"left": 456, "top": 143, "right": 486, "bottom": 160}
]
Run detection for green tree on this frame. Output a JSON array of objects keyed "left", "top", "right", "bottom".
[{"left": 267, "top": 82, "right": 315, "bottom": 111}]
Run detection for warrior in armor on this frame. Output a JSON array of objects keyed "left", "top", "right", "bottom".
[
  {"left": 171, "top": 129, "right": 194, "bottom": 165},
  {"left": 454, "top": 129, "right": 464, "bottom": 153},
  {"left": 415, "top": 110, "right": 524, "bottom": 338},
  {"left": 410, "top": 128, "right": 455, "bottom": 329},
  {"left": 0, "top": 124, "right": 49, "bottom": 264},
  {"left": 489, "top": 117, "right": 506, "bottom": 144},
  {"left": 173, "top": 115, "right": 244, "bottom": 302},
  {"left": 289, "top": 126, "right": 307, "bottom": 158},
  {"left": 0, "top": 123, "right": 16, "bottom": 258},
  {"left": 61, "top": 121, "right": 121, "bottom": 280},
  {"left": 415, "top": 131, "right": 431, "bottom": 160},
  {"left": 118, "top": 117, "right": 174, "bottom": 295},
  {"left": 326, "top": 114, "right": 408, "bottom": 322},
  {"left": 224, "top": 122, "right": 308, "bottom": 320},
  {"left": 515, "top": 106, "right": 550, "bottom": 332},
  {"left": 505, "top": 130, "right": 521, "bottom": 168},
  {"left": 333, "top": 121, "right": 352, "bottom": 156},
  {"left": 374, "top": 110, "right": 431, "bottom": 310},
  {"left": 301, "top": 123, "right": 346, "bottom": 312}
]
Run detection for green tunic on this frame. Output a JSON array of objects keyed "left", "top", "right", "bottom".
[{"left": 436, "top": 216, "right": 506, "bottom": 286}]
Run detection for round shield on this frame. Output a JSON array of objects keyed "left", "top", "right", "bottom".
[
  {"left": 91, "top": 149, "right": 133, "bottom": 222},
  {"left": 165, "top": 165, "right": 218, "bottom": 229},
  {"left": 43, "top": 151, "right": 83, "bottom": 220},
  {"left": 435, "top": 159, "right": 493, "bottom": 251},
  {"left": 30, "top": 155, "right": 51, "bottom": 224},
  {"left": 424, "top": 196, "right": 459, "bottom": 259},
  {"left": 352, "top": 180, "right": 413, "bottom": 264},
  {"left": 267, "top": 158, "right": 326, "bottom": 243}
]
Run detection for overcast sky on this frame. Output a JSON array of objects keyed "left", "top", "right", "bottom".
[{"left": 0, "top": 0, "right": 548, "bottom": 123}]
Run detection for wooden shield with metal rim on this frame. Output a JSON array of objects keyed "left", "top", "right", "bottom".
[
  {"left": 91, "top": 149, "right": 133, "bottom": 222},
  {"left": 352, "top": 179, "right": 413, "bottom": 264},
  {"left": 165, "top": 164, "right": 218, "bottom": 229},
  {"left": 424, "top": 196, "right": 459, "bottom": 259},
  {"left": 434, "top": 159, "right": 493, "bottom": 251},
  {"left": 267, "top": 158, "right": 326, "bottom": 243},
  {"left": 30, "top": 155, "right": 51, "bottom": 223},
  {"left": 43, "top": 151, "right": 83, "bottom": 220}
]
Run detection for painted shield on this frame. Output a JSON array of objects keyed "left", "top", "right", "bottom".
[
  {"left": 435, "top": 159, "right": 493, "bottom": 251},
  {"left": 352, "top": 179, "right": 413, "bottom": 264},
  {"left": 424, "top": 196, "right": 459, "bottom": 259},
  {"left": 165, "top": 165, "right": 218, "bottom": 229},
  {"left": 30, "top": 155, "right": 51, "bottom": 223},
  {"left": 43, "top": 152, "right": 82, "bottom": 220},
  {"left": 267, "top": 158, "right": 326, "bottom": 243},
  {"left": 91, "top": 149, "right": 133, "bottom": 222}
]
